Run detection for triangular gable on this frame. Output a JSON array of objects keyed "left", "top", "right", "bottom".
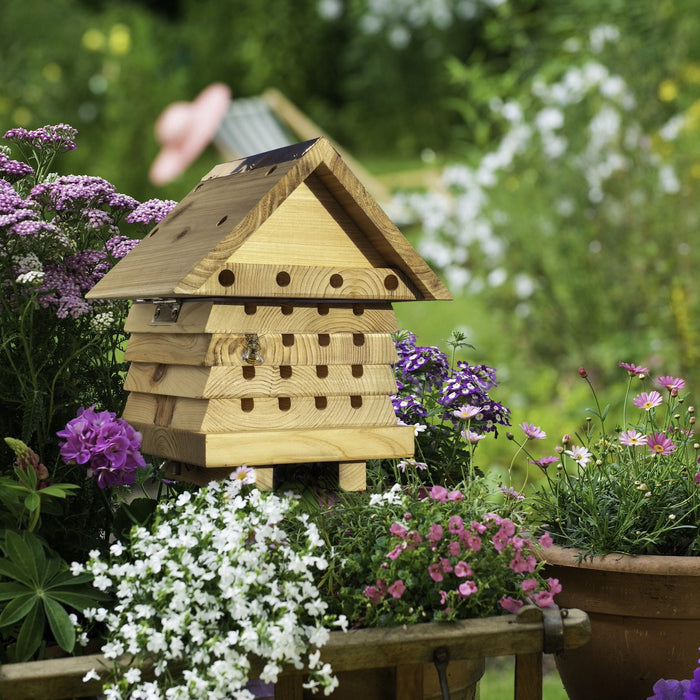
[{"left": 87, "top": 138, "right": 451, "bottom": 302}]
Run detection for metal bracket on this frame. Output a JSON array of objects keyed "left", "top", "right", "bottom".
[
  {"left": 542, "top": 605, "right": 566, "bottom": 654},
  {"left": 151, "top": 300, "right": 181, "bottom": 324},
  {"left": 433, "top": 647, "right": 451, "bottom": 700}
]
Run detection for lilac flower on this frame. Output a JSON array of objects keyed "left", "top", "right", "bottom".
[
  {"left": 647, "top": 678, "right": 690, "bottom": 699},
  {"left": 529, "top": 456, "right": 558, "bottom": 469},
  {"left": 4, "top": 124, "right": 78, "bottom": 152},
  {"left": 619, "top": 361, "right": 649, "bottom": 376},
  {"left": 647, "top": 433, "right": 676, "bottom": 457},
  {"left": 57, "top": 406, "right": 146, "bottom": 489},
  {"left": 0, "top": 152, "right": 34, "bottom": 178},
  {"left": 656, "top": 375, "right": 686, "bottom": 396},
  {"left": 125, "top": 198, "right": 177, "bottom": 226},
  {"left": 619, "top": 429, "right": 648, "bottom": 447}
]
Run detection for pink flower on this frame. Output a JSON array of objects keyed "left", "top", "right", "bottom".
[
  {"left": 427, "top": 523, "right": 444, "bottom": 544},
  {"left": 656, "top": 375, "right": 686, "bottom": 396},
  {"left": 452, "top": 404, "right": 482, "bottom": 421},
  {"left": 564, "top": 445, "right": 593, "bottom": 467},
  {"left": 448, "top": 540, "right": 461, "bottom": 556},
  {"left": 447, "top": 489, "right": 464, "bottom": 502},
  {"left": 633, "top": 391, "right": 663, "bottom": 411},
  {"left": 390, "top": 522, "right": 408, "bottom": 538},
  {"left": 458, "top": 581, "right": 478, "bottom": 598},
  {"left": 647, "top": 432, "right": 676, "bottom": 457},
  {"left": 519, "top": 422, "right": 547, "bottom": 440},
  {"left": 388, "top": 580, "right": 406, "bottom": 599},
  {"left": 363, "top": 580, "right": 386, "bottom": 604},
  {"left": 454, "top": 561, "right": 473, "bottom": 578},
  {"left": 529, "top": 456, "right": 559, "bottom": 469},
  {"left": 538, "top": 532, "right": 553, "bottom": 549},
  {"left": 619, "top": 430, "right": 648, "bottom": 447},
  {"left": 510, "top": 553, "right": 537, "bottom": 574},
  {"left": 428, "top": 563, "right": 444, "bottom": 582},
  {"left": 499, "top": 596, "right": 524, "bottom": 614},
  {"left": 448, "top": 515, "right": 464, "bottom": 535},
  {"left": 619, "top": 361, "right": 648, "bottom": 376},
  {"left": 533, "top": 590, "right": 556, "bottom": 608},
  {"left": 521, "top": 578, "right": 539, "bottom": 593},
  {"left": 439, "top": 557, "right": 453, "bottom": 574},
  {"left": 386, "top": 544, "right": 404, "bottom": 561},
  {"left": 463, "top": 533, "right": 482, "bottom": 552},
  {"left": 547, "top": 578, "right": 562, "bottom": 595},
  {"left": 461, "top": 429, "right": 485, "bottom": 443},
  {"left": 429, "top": 485, "right": 449, "bottom": 503}
]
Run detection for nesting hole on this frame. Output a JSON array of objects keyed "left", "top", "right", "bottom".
[
  {"left": 218, "top": 269, "right": 235, "bottom": 287},
  {"left": 278, "top": 397, "right": 291, "bottom": 411},
  {"left": 147, "top": 227, "right": 159, "bottom": 238},
  {"left": 279, "top": 365, "right": 293, "bottom": 379},
  {"left": 276, "top": 271, "right": 291, "bottom": 287},
  {"left": 350, "top": 395, "right": 363, "bottom": 409},
  {"left": 242, "top": 366, "right": 256, "bottom": 380},
  {"left": 351, "top": 365, "right": 364, "bottom": 378},
  {"left": 352, "top": 304, "right": 365, "bottom": 315},
  {"left": 316, "top": 365, "right": 329, "bottom": 379},
  {"left": 241, "top": 398, "right": 254, "bottom": 412},
  {"left": 244, "top": 303, "right": 257, "bottom": 315},
  {"left": 315, "top": 396, "right": 328, "bottom": 410},
  {"left": 280, "top": 304, "right": 294, "bottom": 316},
  {"left": 216, "top": 215, "right": 228, "bottom": 227},
  {"left": 317, "top": 303, "right": 330, "bottom": 316},
  {"left": 329, "top": 273, "right": 344, "bottom": 288},
  {"left": 384, "top": 274, "right": 399, "bottom": 290},
  {"left": 282, "top": 334, "right": 295, "bottom": 347},
  {"left": 175, "top": 229, "right": 189, "bottom": 240},
  {"left": 265, "top": 165, "right": 278, "bottom": 176},
  {"left": 353, "top": 333, "right": 365, "bottom": 346},
  {"left": 318, "top": 334, "right": 330, "bottom": 347}
]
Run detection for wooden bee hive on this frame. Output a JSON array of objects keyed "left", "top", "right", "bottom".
[{"left": 87, "top": 137, "right": 451, "bottom": 489}]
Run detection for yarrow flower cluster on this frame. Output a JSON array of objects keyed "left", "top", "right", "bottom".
[
  {"left": 389, "top": 330, "right": 510, "bottom": 483},
  {"left": 57, "top": 406, "right": 146, "bottom": 489},
  {"left": 520, "top": 364, "right": 700, "bottom": 556},
  {"left": 76, "top": 476, "right": 341, "bottom": 699}
]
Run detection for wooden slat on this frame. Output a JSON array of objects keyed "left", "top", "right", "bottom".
[
  {"left": 125, "top": 300, "right": 399, "bottom": 334},
  {"left": 124, "top": 393, "right": 398, "bottom": 432},
  {"left": 197, "top": 263, "right": 418, "bottom": 300},
  {"left": 0, "top": 609, "right": 590, "bottom": 700},
  {"left": 133, "top": 424, "right": 415, "bottom": 467},
  {"left": 124, "top": 363, "right": 397, "bottom": 399},
  {"left": 124, "top": 332, "right": 398, "bottom": 367}
]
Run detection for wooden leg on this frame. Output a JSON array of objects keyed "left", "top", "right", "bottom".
[
  {"left": 338, "top": 462, "right": 366, "bottom": 491},
  {"left": 395, "top": 663, "right": 424, "bottom": 700},
  {"left": 255, "top": 467, "right": 275, "bottom": 490},
  {"left": 514, "top": 653, "right": 542, "bottom": 700}
]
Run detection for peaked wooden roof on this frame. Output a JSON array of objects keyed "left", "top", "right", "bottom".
[{"left": 87, "top": 137, "right": 451, "bottom": 302}]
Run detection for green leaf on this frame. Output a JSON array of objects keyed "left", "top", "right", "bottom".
[
  {"left": 24, "top": 491, "right": 40, "bottom": 512},
  {"left": 0, "top": 581, "right": 30, "bottom": 601},
  {"left": 0, "top": 558, "right": 32, "bottom": 585},
  {"left": 15, "top": 600, "right": 44, "bottom": 662},
  {"left": 0, "top": 592, "right": 36, "bottom": 627},
  {"left": 46, "top": 588, "right": 106, "bottom": 612},
  {"left": 44, "top": 597, "right": 75, "bottom": 653},
  {"left": 38, "top": 484, "right": 79, "bottom": 498},
  {"left": 4, "top": 531, "right": 43, "bottom": 584}
]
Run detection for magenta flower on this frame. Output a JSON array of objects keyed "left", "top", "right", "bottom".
[
  {"left": 519, "top": 422, "right": 546, "bottom": 440},
  {"left": 428, "top": 564, "right": 444, "bottom": 582},
  {"left": 427, "top": 523, "right": 444, "bottom": 544},
  {"left": 499, "top": 596, "right": 523, "bottom": 614},
  {"left": 461, "top": 428, "right": 485, "bottom": 443},
  {"left": 389, "top": 522, "right": 408, "bottom": 538},
  {"left": 533, "top": 590, "right": 556, "bottom": 607},
  {"left": 647, "top": 432, "right": 676, "bottom": 457},
  {"left": 452, "top": 404, "right": 482, "bottom": 421},
  {"left": 454, "top": 561, "right": 473, "bottom": 578},
  {"left": 619, "top": 429, "right": 648, "bottom": 447},
  {"left": 633, "top": 391, "right": 663, "bottom": 411},
  {"left": 538, "top": 532, "right": 553, "bottom": 549},
  {"left": 619, "top": 361, "right": 649, "bottom": 376},
  {"left": 388, "top": 580, "right": 406, "bottom": 599},
  {"left": 521, "top": 578, "right": 539, "bottom": 593},
  {"left": 57, "top": 406, "right": 145, "bottom": 489},
  {"left": 529, "top": 456, "right": 558, "bottom": 469},
  {"left": 656, "top": 375, "right": 686, "bottom": 396},
  {"left": 429, "top": 485, "right": 449, "bottom": 502},
  {"left": 457, "top": 580, "right": 477, "bottom": 598}
]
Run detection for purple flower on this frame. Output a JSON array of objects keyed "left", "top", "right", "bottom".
[
  {"left": 4, "top": 124, "right": 78, "bottom": 152},
  {"left": 125, "top": 198, "right": 177, "bottom": 225},
  {"left": 519, "top": 422, "right": 546, "bottom": 440},
  {"left": 647, "top": 678, "right": 690, "bottom": 699},
  {"left": 57, "top": 406, "right": 146, "bottom": 489},
  {"left": 619, "top": 361, "right": 649, "bottom": 376}
]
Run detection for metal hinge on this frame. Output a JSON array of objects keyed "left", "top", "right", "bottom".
[{"left": 151, "top": 300, "right": 181, "bottom": 324}]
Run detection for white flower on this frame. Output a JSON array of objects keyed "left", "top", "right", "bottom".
[{"left": 82, "top": 668, "right": 100, "bottom": 682}]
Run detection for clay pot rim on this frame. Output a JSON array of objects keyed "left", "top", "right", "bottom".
[{"left": 542, "top": 543, "right": 700, "bottom": 576}]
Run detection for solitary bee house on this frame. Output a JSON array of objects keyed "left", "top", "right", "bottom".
[{"left": 88, "top": 137, "right": 451, "bottom": 489}]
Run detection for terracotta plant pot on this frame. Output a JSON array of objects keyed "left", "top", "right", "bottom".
[{"left": 543, "top": 544, "right": 700, "bottom": 700}]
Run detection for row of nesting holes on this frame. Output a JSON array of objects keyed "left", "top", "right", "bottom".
[
  {"left": 240, "top": 395, "right": 363, "bottom": 412},
  {"left": 241, "top": 364, "right": 364, "bottom": 380},
  {"left": 272, "top": 333, "right": 366, "bottom": 347},
  {"left": 244, "top": 303, "right": 367, "bottom": 316},
  {"left": 218, "top": 269, "right": 400, "bottom": 291}
]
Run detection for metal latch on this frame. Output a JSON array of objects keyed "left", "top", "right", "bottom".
[{"left": 152, "top": 300, "right": 181, "bottom": 324}]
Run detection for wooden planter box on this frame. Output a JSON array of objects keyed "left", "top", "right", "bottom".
[{"left": 0, "top": 606, "right": 590, "bottom": 700}]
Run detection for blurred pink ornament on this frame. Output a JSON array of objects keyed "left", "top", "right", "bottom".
[{"left": 149, "top": 82, "right": 231, "bottom": 185}]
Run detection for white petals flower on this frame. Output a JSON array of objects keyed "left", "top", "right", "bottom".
[{"left": 77, "top": 476, "right": 336, "bottom": 698}]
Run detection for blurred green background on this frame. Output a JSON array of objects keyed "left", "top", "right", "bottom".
[{"left": 3, "top": 0, "right": 700, "bottom": 492}]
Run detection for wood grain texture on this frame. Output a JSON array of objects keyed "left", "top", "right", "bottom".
[
  {"left": 124, "top": 363, "right": 397, "bottom": 399},
  {"left": 86, "top": 137, "right": 451, "bottom": 302},
  {"left": 124, "top": 393, "right": 398, "bottom": 432},
  {"left": 131, "top": 424, "right": 415, "bottom": 467},
  {"left": 124, "top": 332, "right": 398, "bottom": 367},
  {"left": 125, "top": 300, "right": 399, "bottom": 334},
  {"left": 196, "top": 263, "right": 418, "bottom": 300}
]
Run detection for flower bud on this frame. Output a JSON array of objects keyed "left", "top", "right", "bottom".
[
  {"left": 562, "top": 434, "right": 570, "bottom": 444},
  {"left": 578, "top": 367, "right": 588, "bottom": 378}
]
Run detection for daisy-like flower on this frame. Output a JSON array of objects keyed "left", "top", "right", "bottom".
[
  {"left": 647, "top": 432, "right": 676, "bottom": 457},
  {"left": 632, "top": 391, "right": 663, "bottom": 411},
  {"left": 564, "top": 445, "right": 593, "bottom": 467},
  {"left": 529, "top": 456, "right": 559, "bottom": 469},
  {"left": 461, "top": 428, "right": 485, "bottom": 444},
  {"left": 519, "top": 422, "right": 546, "bottom": 440},
  {"left": 619, "top": 430, "right": 648, "bottom": 447},
  {"left": 655, "top": 375, "right": 686, "bottom": 396},
  {"left": 452, "top": 404, "right": 482, "bottom": 421},
  {"left": 618, "top": 362, "right": 649, "bottom": 376}
]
